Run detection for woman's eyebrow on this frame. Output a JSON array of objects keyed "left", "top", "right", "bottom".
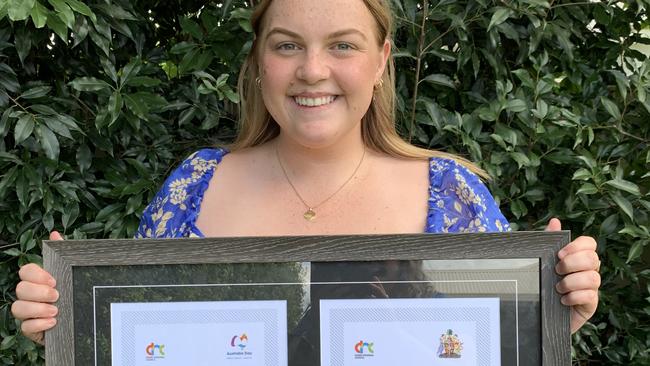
[
  {"left": 327, "top": 29, "right": 367, "bottom": 41},
  {"left": 266, "top": 27, "right": 367, "bottom": 41},
  {"left": 266, "top": 27, "right": 302, "bottom": 40}
]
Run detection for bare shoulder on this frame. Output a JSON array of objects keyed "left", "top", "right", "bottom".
[
  {"left": 368, "top": 151, "right": 430, "bottom": 184},
  {"left": 216, "top": 144, "right": 275, "bottom": 179}
]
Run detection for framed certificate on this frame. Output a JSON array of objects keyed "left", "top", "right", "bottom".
[{"left": 43, "top": 232, "right": 570, "bottom": 365}]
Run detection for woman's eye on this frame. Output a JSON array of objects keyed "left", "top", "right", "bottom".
[
  {"left": 334, "top": 43, "right": 353, "bottom": 51},
  {"left": 277, "top": 43, "right": 298, "bottom": 51}
]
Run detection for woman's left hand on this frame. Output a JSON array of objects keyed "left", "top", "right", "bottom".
[{"left": 546, "top": 218, "right": 601, "bottom": 333}]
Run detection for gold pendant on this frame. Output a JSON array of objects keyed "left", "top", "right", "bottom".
[{"left": 303, "top": 209, "right": 316, "bottom": 221}]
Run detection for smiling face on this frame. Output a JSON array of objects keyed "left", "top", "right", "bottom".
[{"left": 257, "top": 0, "right": 390, "bottom": 149}]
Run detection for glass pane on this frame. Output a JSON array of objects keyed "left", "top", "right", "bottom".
[{"left": 73, "top": 259, "right": 539, "bottom": 365}]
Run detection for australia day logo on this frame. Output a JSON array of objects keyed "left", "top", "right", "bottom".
[
  {"left": 226, "top": 333, "right": 253, "bottom": 359},
  {"left": 354, "top": 340, "right": 374, "bottom": 359}
]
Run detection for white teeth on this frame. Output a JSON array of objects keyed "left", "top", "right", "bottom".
[{"left": 294, "top": 96, "right": 336, "bottom": 107}]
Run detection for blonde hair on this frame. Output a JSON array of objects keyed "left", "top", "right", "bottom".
[{"left": 232, "top": 0, "right": 487, "bottom": 178}]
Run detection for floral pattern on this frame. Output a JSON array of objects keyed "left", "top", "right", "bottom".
[{"left": 136, "top": 148, "right": 510, "bottom": 238}]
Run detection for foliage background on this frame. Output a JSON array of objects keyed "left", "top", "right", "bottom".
[{"left": 0, "top": 0, "right": 648, "bottom": 364}]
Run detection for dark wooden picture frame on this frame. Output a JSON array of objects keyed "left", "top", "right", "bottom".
[{"left": 43, "top": 231, "right": 571, "bottom": 365}]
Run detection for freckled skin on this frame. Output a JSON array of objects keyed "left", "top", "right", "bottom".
[{"left": 258, "top": 0, "right": 389, "bottom": 150}]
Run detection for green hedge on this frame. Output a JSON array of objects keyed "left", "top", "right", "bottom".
[{"left": 0, "top": 0, "right": 648, "bottom": 364}]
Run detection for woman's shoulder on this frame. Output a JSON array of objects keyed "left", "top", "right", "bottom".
[
  {"left": 135, "top": 148, "right": 229, "bottom": 238},
  {"left": 426, "top": 156, "right": 510, "bottom": 233}
]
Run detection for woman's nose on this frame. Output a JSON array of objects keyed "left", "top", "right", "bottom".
[{"left": 296, "top": 50, "right": 330, "bottom": 84}]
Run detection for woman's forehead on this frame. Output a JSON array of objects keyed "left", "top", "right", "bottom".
[{"left": 262, "top": 0, "right": 377, "bottom": 37}]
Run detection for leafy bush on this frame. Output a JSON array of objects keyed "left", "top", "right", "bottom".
[{"left": 0, "top": 0, "right": 648, "bottom": 364}]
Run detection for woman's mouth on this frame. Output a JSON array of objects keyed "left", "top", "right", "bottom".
[{"left": 293, "top": 95, "right": 337, "bottom": 107}]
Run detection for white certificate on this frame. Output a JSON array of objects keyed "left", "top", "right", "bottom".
[
  {"left": 110, "top": 300, "right": 287, "bottom": 366},
  {"left": 320, "top": 298, "right": 500, "bottom": 366}
]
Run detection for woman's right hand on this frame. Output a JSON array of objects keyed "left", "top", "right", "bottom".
[{"left": 10, "top": 231, "right": 63, "bottom": 344}]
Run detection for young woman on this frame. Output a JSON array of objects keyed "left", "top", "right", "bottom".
[{"left": 12, "top": 0, "right": 600, "bottom": 345}]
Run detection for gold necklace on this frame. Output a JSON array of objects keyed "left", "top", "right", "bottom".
[{"left": 275, "top": 146, "right": 366, "bottom": 221}]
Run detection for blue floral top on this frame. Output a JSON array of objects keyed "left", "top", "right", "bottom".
[{"left": 136, "top": 148, "right": 510, "bottom": 238}]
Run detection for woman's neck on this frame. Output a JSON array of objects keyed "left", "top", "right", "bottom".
[{"left": 272, "top": 132, "right": 367, "bottom": 179}]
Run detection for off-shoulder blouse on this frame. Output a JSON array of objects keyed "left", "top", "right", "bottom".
[{"left": 135, "top": 148, "right": 510, "bottom": 238}]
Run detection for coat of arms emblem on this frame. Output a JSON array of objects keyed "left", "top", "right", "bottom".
[{"left": 437, "top": 329, "right": 463, "bottom": 358}]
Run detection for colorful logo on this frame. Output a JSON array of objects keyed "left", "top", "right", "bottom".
[
  {"left": 354, "top": 340, "right": 375, "bottom": 359},
  {"left": 231, "top": 333, "right": 248, "bottom": 350},
  {"left": 354, "top": 341, "right": 374, "bottom": 354},
  {"left": 437, "top": 329, "right": 463, "bottom": 358},
  {"left": 145, "top": 342, "right": 165, "bottom": 360}
]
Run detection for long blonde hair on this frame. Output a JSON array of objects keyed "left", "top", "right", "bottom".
[{"left": 231, "top": 0, "right": 486, "bottom": 178}]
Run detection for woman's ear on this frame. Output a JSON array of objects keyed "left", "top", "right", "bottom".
[{"left": 376, "top": 39, "right": 391, "bottom": 81}]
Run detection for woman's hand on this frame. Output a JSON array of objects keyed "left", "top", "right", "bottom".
[
  {"left": 11, "top": 231, "right": 63, "bottom": 344},
  {"left": 546, "top": 218, "right": 601, "bottom": 333}
]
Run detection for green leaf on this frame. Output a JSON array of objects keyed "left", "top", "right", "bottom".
[
  {"left": 626, "top": 241, "right": 645, "bottom": 263},
  {"left": 506, "top": 99, "right": 527, "bottom": 113},
  {"left": 179, "top": 16, "right": 203, "bottom": 41},
  {"left": 108, "top": 91, "right": 123, "bottom": 126},
  {"left": 577, "top": 183, "right": 598, "bottom": 195},
  {"left": 120, "top": 60, "right": 142, "bottom": 87},
  {"left": 128, "top": 92, "right": 167, "bottom": 110},
  {"left": 57, "top": 113, "right": 83, "bottom": 132},
  {"left": 599, "top": 214, "right": 619, "bottom": 236},
  {"left": 170, "top": 41, "right": 197, "bottom": 54},
  {"left": 94, "top": 3, "right": 137, "bottom": 20},
  {"left": 610, "top": 192, "right": 634, "bottom": 220},
  {"left": 604, "top": 179, "right": 641, "bottom": 196},
  {"left": 62, "top": 201, "right": 80, "bottom": 229},
  {"left": 125, "top": 193, "right": 142, "bottom": 215},
  {"left": 600, "top": 97, "right": 621, "bottom": 120},
  {"left": 224, "top": 88, "right": 239, "bottom": 103},
  {"left": 7, "top": 0, "right": 36, "bottom": 21},
  {"left": 20, "top": 86, "right": 51, "bottom": 99},
  {"left": 14, "top": 27, "right": 32, "bottom": 64},
  {"left": 65, "top": 0, "right": 96, "bottom": 22},
  {"left": 126, "top": 76, "right": 161, "bottom": 87},
  {"left": 14, "top": 115, "right": 35, "bottom": 144},
  {"left": 70, "top": 77, "right": 112, "bottom": 92},
  {"left": 109, "top": 18, "right": 134, "bottom": 40},
  {"left": 488, "top": 7, "right": 513, "bottom": 31},
  {"left": 572, "top": 168, "right": 591, "bottom": 181},
  {"left": 46, "top": 12, "right": 68, "bottom": 42},
  {"left": 95, "top": 203, "right": 123, "bottom": 221},
  {"left": 124, "top": 94, "right": 147, "bottom": 119},
  {"left": 421, "top": 74, "right": 456, "bottom": 89},
  {"left": 0, "top": 335, "right": 15, "bottom": 350},
  {"left": 48, "top": 0, "right": 75, "bottom": 28},
  {"left": 178, "top": 106, "right": 197, "bottom": 126},
  {"left": 72, "top": 15, "right": 89, "bottom": 47},
  {"left": 91, "top": 16, "right": 111, "bottom": 39},
  {"left": 35, "top": 124, "right": 60, "bottom": 160},
  {"left": 76, "top": 144, "right": 91, "bottom": 173},
  {"left": 532, "top": 99, "right": 548, "bottom": 119},
  {"left": 510, "top": 152, "right": 531, "bottom": 168},
  {"left": 100, "top": 58, "right": 118, "bottom": 83},
  {"left": 88, "top": 28, "right": 110, "bottom": 56},
  {"left": 0, "top": 152, "right": 22, "bottom": 165},
  {"left": 43, "top": 116, "right": 72, "bottom": 139},
  {"left": 31, "top": 2, "right": 47, "bottom": 28}
]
